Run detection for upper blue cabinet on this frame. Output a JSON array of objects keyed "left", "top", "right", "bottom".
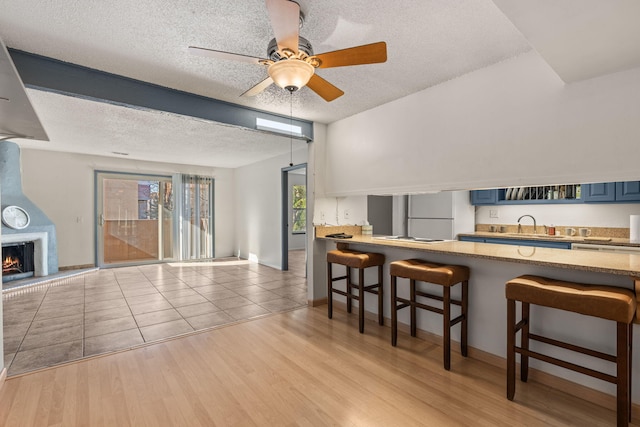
[
  {"left": 470, "top": 189, "right": 498, "bottom": 205},
  {"left": 582, "top": 183, "right": 616, "bottom": 202},
  {"left": 615, "top": 181, "right": 640, "bottom": 202},
  {"left": 471, "top": 181, "right": 640, "bottom": 205},
  {"left": 582, "top": 182, "right": 640, "bottom": 203}
]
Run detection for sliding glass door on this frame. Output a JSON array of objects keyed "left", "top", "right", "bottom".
[{"left": 96, "top": 172, "right": 174, "bottom": 267}]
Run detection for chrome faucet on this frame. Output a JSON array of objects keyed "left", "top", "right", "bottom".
[{"left": 517, "top": 214, "right": 537, "bottom": 234}]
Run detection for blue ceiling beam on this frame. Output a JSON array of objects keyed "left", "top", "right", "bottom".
[{"left": 8, "top": 48, "right": 314, "bottom": 141}]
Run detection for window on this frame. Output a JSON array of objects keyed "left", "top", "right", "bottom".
[{"left": 292, "top": 184, "right": 306, "bottom": 233}]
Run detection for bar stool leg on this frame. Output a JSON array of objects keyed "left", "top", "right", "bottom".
[
  {"left": 521, "top": 302, "right": 530, "bottom": 383},
  {"left": 346, "top": 267, "right": 352, "bottom": 314},
  {"left": 377, "top": 265, "right": 384, "bottom": 325},
  {"left": 443, "top": 286, "right": 451, "bottom": 371},
  {"left": 507, "top": 298, "right": 516, "bottom": 400},
  {"left": 391, "top": 275, "right": 398, "bottom": 346},
  {"left": 461, "top": 280, "right": 468, "bottom": 357},
  {"left": 358, "top": 268, "right": 365, "bottom": 333},
  {"left": 629, "top": 323, "right": 633, "bottom": 422},
  {"left": 617, "top": 321, "right": 630, "bottom": 427},
  {"left": 410, "top": 279, "right": 417, "bottom": 337},
  {"left": 327, "top": 262, "right": 333, "bottom": 319}
]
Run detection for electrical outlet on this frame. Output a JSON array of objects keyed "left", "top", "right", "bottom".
[
  {"left": 320, "top": 211, "right": 325, "bottom": 221},
  {"left": 489, "top": 209, "right": 499, "bottom": 218},
  {"left": 344, "top": 209, "right": 350, "bottom": 219}
]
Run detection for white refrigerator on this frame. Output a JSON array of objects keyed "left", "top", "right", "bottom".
[{"left": 407, "top": 191, "right": 475, "bottom": 240}]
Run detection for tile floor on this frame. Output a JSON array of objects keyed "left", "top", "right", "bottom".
[{"left": 3, "top": 251, "right": 307, "bottom": 376}]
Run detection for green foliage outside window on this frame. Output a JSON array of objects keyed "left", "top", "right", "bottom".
[{"left": 292, "top": 184, "right": 306, "bottom": 233}]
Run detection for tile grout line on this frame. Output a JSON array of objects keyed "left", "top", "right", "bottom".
[{"left": 5, "top": 258, "right": 307, "bottom": 376}]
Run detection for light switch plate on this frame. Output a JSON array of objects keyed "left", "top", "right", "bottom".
[{"left": 489, "top": 209, "right": 499, "bottom": 218}]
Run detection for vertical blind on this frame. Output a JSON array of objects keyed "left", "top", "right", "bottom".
[{"left": 174, "top": 174, "right": 214, "bottom": 260}]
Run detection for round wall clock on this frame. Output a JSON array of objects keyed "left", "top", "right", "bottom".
[{"left": 2, "top": 205, "right": 30, "bottom": 230}]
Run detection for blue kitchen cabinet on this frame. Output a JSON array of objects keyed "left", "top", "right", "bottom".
[
  {"left": 582, "top": 182, "right": 640, "bottom": 203},
  {"left": 459, "top": 236, "right": 485, "bottom": 243},
  {"left": 472, "top": 181, "right": 640, "bottom": 205},
  {"left": 470, "top": 190, "right": 498, "bottom": 205},
  {"left": 458, "top": 235, "right": 572, "bottom": 249},
  {"left": 615, "top": 181, "right": 640, "bottom": 202},
  {"left": 582, "top": 183, "right": 616, "bottom": 202}
]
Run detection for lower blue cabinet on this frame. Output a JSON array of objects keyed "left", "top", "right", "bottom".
[{"left": 459, "top": 235, "right": 572, "bottom": 249}]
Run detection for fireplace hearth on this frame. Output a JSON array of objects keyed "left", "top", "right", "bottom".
[{"left": 2, "top": 242, "right": 35, "bottom": 282}]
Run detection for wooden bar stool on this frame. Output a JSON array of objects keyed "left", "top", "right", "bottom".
[
  {"left": 390, "top": 259, "right": 470, "bottom": 370},
  {"left": 506, "top": 275, "right": 637, "bottom": 427},
  {"left": 327, "top": 248, "right": 385, "bottom": 333}
]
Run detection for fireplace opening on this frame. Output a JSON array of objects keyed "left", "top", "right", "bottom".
[{"left": 2, "top": 242, "right": 35, "bottom": 283}]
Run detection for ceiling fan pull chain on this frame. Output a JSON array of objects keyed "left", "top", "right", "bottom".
[{"left": 289, "top": 91, "right": 293, "bottom": 167}]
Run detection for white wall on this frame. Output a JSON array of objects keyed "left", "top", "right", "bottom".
[
  {"left": 19, "top": 149, "right": 235, "bottom": 267},
  {"left": 235, "top": 147, "right": 307, "bottom": 269},
  {"left": 313, "top": 196, "right": 368, "bottom": 227},
  {"left": 322, "top": 51, "right": 640, "bottom": 196},
  {"left": 477, "top": 202, "right": 640, "bottom": 229}
]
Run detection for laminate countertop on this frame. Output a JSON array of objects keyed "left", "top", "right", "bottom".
[{"left": 317, "top": 235, "right": 640, "bottom": 277}]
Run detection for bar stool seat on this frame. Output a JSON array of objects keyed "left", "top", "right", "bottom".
[
  {"left": 390, "top": 259, "right": 470, "bottom": 370},
  {"left": 506, "top": 275, "right": 637, "bottom": 427},
  {"left": 327, "top": 248, "right": 385, "bottom": 333}
]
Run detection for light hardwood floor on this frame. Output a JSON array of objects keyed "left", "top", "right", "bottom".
[{"left": 0, "top": 306, "right": 633, "bottom": 426}]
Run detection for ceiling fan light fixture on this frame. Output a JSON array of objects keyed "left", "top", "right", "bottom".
[{"left": 268, "top": 59, "right": 314, "bottom": 92}]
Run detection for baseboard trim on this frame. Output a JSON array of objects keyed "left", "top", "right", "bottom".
[
  {"left": 328, "top": 301, "right": 640, "bottom": 415},
  {"left": 59, "top": 264, "right": 95, "bottom": 271},
  {"left": 309, "top": 297, "right": 328, "bottom": 307}
]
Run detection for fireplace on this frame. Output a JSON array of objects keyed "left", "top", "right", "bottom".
[
  {"left": 1, "top": 141, "right": 59, "bottom": 286},
  {"left": 3, "top": 242, "right": 35, "bottom": 282}
]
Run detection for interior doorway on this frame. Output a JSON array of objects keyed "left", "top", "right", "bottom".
[{"left": 281, "top": 163, "right": 307, "bottom": 273}]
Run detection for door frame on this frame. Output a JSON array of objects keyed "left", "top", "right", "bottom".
[
  {"left": 281, "top": 163, "right": 307, "bottom": 271},
  {"left": 95, "top": 170, "right": 173, "bottom": 268}
]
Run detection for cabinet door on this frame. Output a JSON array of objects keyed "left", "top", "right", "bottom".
[
  {"left": 458, "top": 236, "right": 485, "bottom": 243},
  {"left": 582, "top": 183, "right": 616, "bottom": 202},
  {"left": 470, "top": 190, "right": 498, "bottom": 205},
  {"left": 484, "top": 238, "right": 572, "bottom": 249},
  {"left": 615, "top": 181, "right": 640, "bottom": 202}
]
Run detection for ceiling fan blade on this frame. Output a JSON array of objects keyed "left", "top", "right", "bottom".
[
  {"left": 314, "top": 41, "right": 387, "bottom": 68},
  {"left": 241, "top": 77, "right": 274, "bottom": 97},
  {"left": 188, "top": 46, "right": 265, "bottom": 64},
  {"left": 306, "top": 74, "right": 344, "bottom": 102},
  {"left": 265, "top": 0, "right": 300, "bottom": 54}
]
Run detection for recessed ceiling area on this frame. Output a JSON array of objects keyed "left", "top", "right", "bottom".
[{"left": 2, "top": 1, "right": 637, "bottom": 169}]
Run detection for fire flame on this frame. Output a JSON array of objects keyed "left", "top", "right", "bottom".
[{"left": 3, "top": 256, "right": 21, "bottom": 273}]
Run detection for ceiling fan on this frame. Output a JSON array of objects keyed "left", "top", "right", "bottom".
[{"left": 188, "top": 0, "right": 387, "bottom": 102}]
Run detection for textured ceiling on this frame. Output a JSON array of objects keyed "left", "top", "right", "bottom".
[
  {"left": 0, "top": 0, "right": 532, "bottom": 167},
  {"left": 17, "top": 90, "right": 308, "bottom": 169}
]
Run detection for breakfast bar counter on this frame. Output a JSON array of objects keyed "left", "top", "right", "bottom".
[
  {"left": 317, "top": 234, "right": 640, "bottom": 277},
  {"left": 313, "top": 233, "right": 640, "bottom": 405}
]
